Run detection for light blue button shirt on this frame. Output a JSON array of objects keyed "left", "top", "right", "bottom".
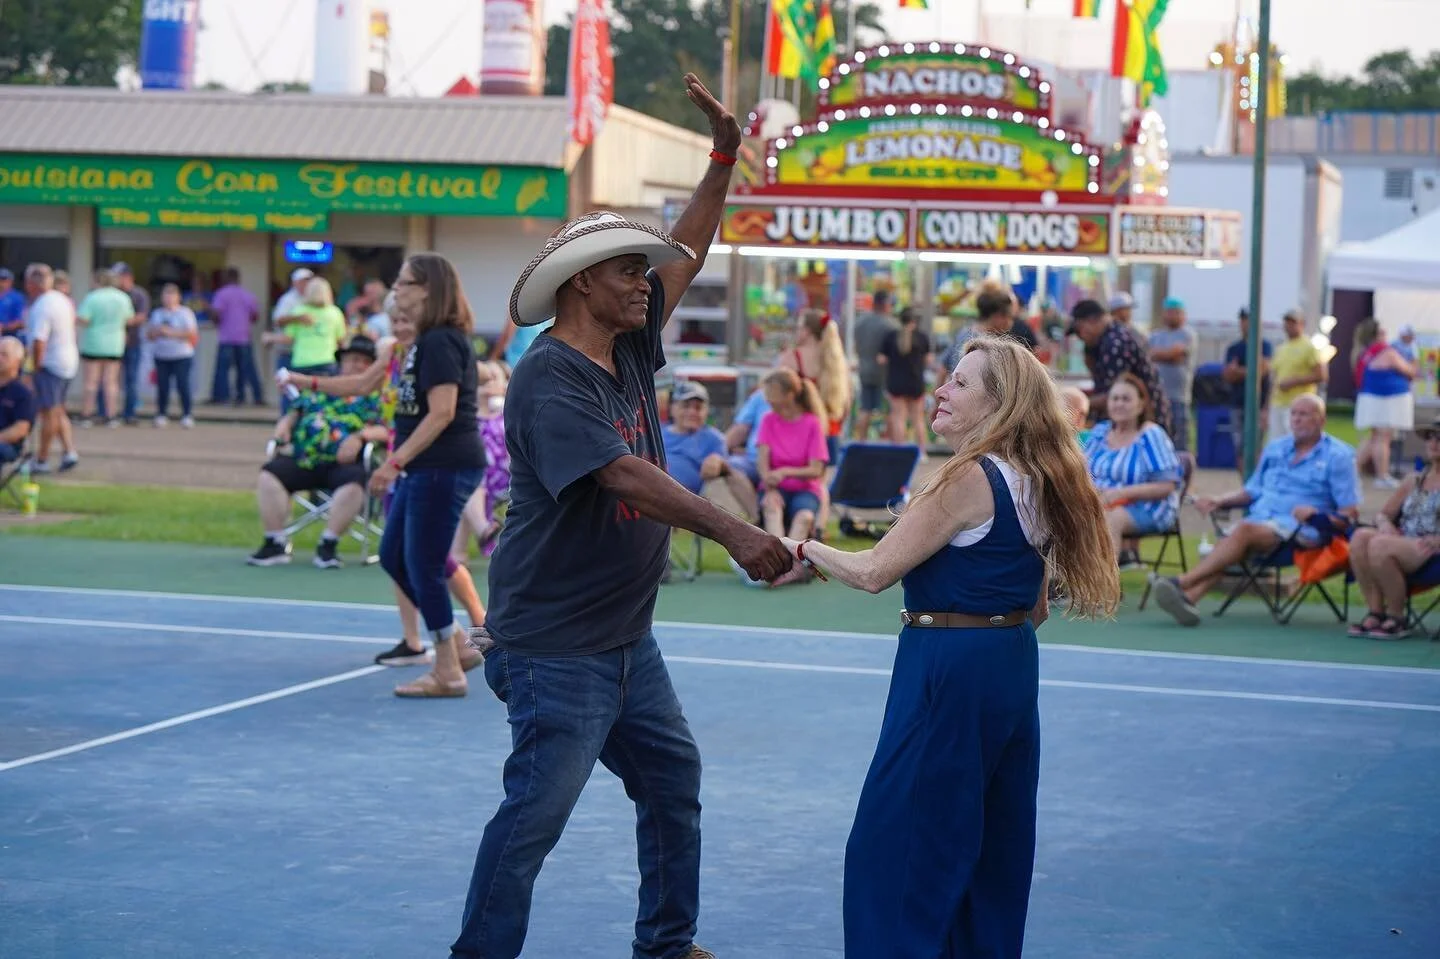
[{"left": 1244, "top": 433, "right": 1359, "bottom": 537}]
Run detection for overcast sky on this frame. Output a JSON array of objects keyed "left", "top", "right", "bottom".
[{"left": 190, "top": 0, "right": 1438, "bottom": 96}]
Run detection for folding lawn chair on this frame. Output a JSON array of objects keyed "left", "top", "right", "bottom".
[
  {"left": 1137, "top": 452, "right": 1195, "bottom": 611},
  {"left": 666, "top": 531, "right": 704, "bottom": 583},
  {"left": 264, "top": 438, "right": 386, "bottom": 565},
  {"left": 1211, "top": 511, "right": 1350, "bottom": 625},
  {"left": 827, "top": 442, "right": 923, "bottom": 541},
  {"left": 0, "top": 434, "right": 34, "bottom": 510},
  {"left": 1342, "top": 552, "right": 1440, "bottom": 641}
]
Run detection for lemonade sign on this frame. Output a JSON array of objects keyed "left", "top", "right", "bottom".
[
  {"left": 772, "top": 115, "right": 1092, "bottom": 195},
  {"left": 821, "top": 50, "right": 1047, "bottom": 115}
]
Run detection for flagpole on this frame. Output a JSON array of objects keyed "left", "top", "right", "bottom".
[
  {"left": 1242, "top": 0, "right": 1272, "bottom": 475},
  {"left": 846, "top": 0, "right": 858, "bottom": 53}
]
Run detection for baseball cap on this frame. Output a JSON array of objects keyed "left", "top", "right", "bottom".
[
  {"left": 1399, "top": 323, "right": 1416, "bottom": 338},
  {"left": 290, "top": 268, "right": 315, "bottom": 283},
  {"left": 0, "top": 268, "right": 12, "bottom": 282},
  {"left": 672, "top": 381, "right": 710, "bottom": 404},
  {"left": 1108, "top": 292, "right": 1134, "bottom": 311},
  {"left": 111, "top": 261, "right": 132, "bottom": 275},
  {"left": 1162, "top": 296, "right": 1185, "bottom": 310}
]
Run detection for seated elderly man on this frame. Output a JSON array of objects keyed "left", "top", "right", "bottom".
[
  {"left": 248, "top": 335, "right": 388, "bottom": 569},
  {"left": 663, "top": 380, "right": 758, "bottom": 522},
  {"left": 0, "top": 336, "right": 35, "bottom": 464},
  {"left": 1150, "top": 394, "right": 1358, "bottom": 626}
]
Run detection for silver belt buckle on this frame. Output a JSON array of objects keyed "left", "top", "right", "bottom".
[
  {"left": 900, "top": 609, "right": 913, "bottom": 626},
  {"left": 989, "top": 614, "right": 1006, "bottom": 626}
]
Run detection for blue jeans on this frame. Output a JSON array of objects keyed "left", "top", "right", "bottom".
[
  {"left": 211, "top": 343, "right": 263, "bottom": 403},
  {"left": 154, "top": 357, "right": 194, "bottom": 418},
  {"left": 378, "top": 466, "right": 481, "bottom": 635},
  {"left": 452, "top": 632, "right": 703, "bottom": 959}
]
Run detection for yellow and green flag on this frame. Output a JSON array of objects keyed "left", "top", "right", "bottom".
[
  {"left": 1111, "top": 0, "right": 1170, "bottom": 107},
  {"left": 768, "top": 0, "right": 838, "bottom": 83},
  {"left": 1072, "top": 0, "right": 1102, "bottom": 17},
  {"left": 898, "top": 0, "right": 930, "bottom": 8}
]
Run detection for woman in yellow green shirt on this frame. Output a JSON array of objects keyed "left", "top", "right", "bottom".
[{"left": 266, "top": 276, "right": 347, "bottom": 376}]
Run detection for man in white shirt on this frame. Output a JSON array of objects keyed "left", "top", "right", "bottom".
[{"left": 25, "top": 263, "right": 80, "bottom": 472}]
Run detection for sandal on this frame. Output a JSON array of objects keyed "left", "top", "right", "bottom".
[
  {"left": 1365, "top": 616, "right": 1412, "bottom": 641},
  {"left": 1348, "top": 611, "right": 1384, "bottom": 637},
  {"left": 394, "top": 672, "right": 468, "bottom": 698}
]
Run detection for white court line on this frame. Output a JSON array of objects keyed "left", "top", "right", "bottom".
[
  {"left": 2, "top": 582, "right": 1439, "bottom": 677},
  {"left": 0, "top": 614, "right": 385, "bottom": 646},
  {"left": 667, "top": 656, "right": 1440, "bottom": 714},
  {"left": 0, "top": 665, "right": 385, "bottom": 773}
]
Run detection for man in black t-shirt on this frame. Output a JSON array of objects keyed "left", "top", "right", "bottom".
[{"left": 451, "top": 75, "right": 790, "bottom": 959}]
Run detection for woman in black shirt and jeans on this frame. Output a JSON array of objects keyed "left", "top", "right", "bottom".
[{"left": 372, "top": 253, "right": 486, "bottom": 698}]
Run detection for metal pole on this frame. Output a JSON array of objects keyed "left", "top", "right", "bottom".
[{"left": 1242, "top": 0, "right": 1272, "bottom": 475}]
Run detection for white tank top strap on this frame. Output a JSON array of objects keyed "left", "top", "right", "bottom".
[{"left": 949, "top": 456, "right": 1045, "bottom": 549}]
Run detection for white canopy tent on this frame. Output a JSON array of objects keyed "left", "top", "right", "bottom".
[{"left": 1328, "top": 207, "right": 1440, "bottom": 292}]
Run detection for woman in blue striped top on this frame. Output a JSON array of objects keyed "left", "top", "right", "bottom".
[{"left": 1085, "top": 372, "right": 1183, "bottom": 560}]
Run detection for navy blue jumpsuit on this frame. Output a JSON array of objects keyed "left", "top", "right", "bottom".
[{"left": 844, "top": 456, "right": 1045, "bottom": 958}]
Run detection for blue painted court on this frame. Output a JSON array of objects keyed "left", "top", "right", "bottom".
[{"left": 2, "top": 584, "right": 1437, "bottom": 958}]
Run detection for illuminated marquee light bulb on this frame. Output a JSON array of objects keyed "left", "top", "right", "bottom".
[
  {"left": 1038, "top": 117, "right": 1050, "bottom": 128},
  {"left": 838, "top": 63, "right": 851, "bottom": 75},
  {"left": 792, "top": 125, "right": 803, "bottom": 137},
  {"left": 986, "top": 107, "right": 999, "bottom": 119},
  {"left": 1019, "top": 66, "right": 1031, "bottom": 78},
  {"left": 766, "top": 157, "right": 778, "bottom": 168},
  {"left": 818, "top": 78, "right": 830, "bottom": 90},
  {"left": 817, "top": 121, "right": 830, "bottom": 132},
  {"left": 903, "top": 42, "right": 915, "bottom": 54},
  {"left": 936, "top": 104, "right": 948, "bottom": 115},
  {"left": 1088, "top": 183, "right": 1100, "bottom": 194},
  {"left": 1012, "top": 111, "right": 1024, "bottom": 122},
  {"left": 855, "top": 51, "right": 867, "bottom": 63},
  {"left": 747, "top": 112, "right": 757, "bottom": 121},
  {"left": 859, "top": 106, "right": 871, "bottom": 117},
  {"left": 885, "top": 104, "right": 897, "bottom": 116},
  {"left": 979, "top": 47, "right": 991, "bottom": 58},
  {"left": 1088, "top": 154, "right": 1100, "bottom": 167},
  {"left": 1159, "top": 186, "right": 1170, "bottom": 197},
  {"left": 955, "top": 43, "right": 966, "bottom": 54},
  {"left": 1003, "top": 53, "right": 1015, "bottom": 65},
  {"left": 1054, "top": 130, "right": 1067, "bottom": 141},
  {"left": 961, "top": 105, "right": 974, "bottom": 117},
  {"left": 834, "top": 109, "right": 847, "bottom": 120},
  {"left": 776, "top": 138, "right": 788, "bottom": 149},
  {"left": 929, "top": 42, "right": 941, "bottom": 53},
  {"left": 910, "top": 104, "right": 923, "bottom": 115},
  {"left": 1071, "top": 142, "right": 1083, "bottom": 155},
  {"left": 1039, "top": 81, "right": 1051, "bottom": 94},
  {"left": 878, "top": 45, "right": 890, "bottom": 57}
]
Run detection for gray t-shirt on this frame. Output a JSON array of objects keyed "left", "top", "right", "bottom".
[
  {"left": 125, "top": 285, "right": 150, "bottom": 349},
  {"left": 485, "top": 271, "right": 669, "bottom": 657},
  {"left": 853, "top": 311, "right": 898, "bottom": 386},
  {"left": 1148, "top": 325, "right": 1197, "bottom": 406}
]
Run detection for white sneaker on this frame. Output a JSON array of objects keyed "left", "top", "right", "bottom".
[
  {"left": 1375, "top": 476, "right": 1400, "bottom": 490},
  {"left": 154, "top": 416, "right": 169, "bottom": 428},
  {"left": 181, "top": 416, "right": 195, "bottom": 429}
]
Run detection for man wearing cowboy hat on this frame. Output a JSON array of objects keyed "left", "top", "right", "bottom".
[{"left": 452, "top": 74, "right": 791, "bottom": 959}]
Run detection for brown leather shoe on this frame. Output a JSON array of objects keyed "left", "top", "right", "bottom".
[{"left": 682, "top": 947, "right": 716, "bottom": 959}]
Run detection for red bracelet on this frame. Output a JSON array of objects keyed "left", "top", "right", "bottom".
[
  {"left": 797, "top": 540, "right": 828, "bottom": 582},
  {"left": 310, "top": 376, "right": 318, "bottom": 391},
  {"left": 387, "top": 457, "right": 404, "bottom": 472},
  {"left": 709, "top": 149, "right": 737, "bottom": 167}
]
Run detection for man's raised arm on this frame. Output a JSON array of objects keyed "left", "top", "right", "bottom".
[{"left": 654, "top": 72, "right": 742, "bottom": 328}]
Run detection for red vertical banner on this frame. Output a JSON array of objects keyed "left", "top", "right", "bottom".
[{"left": 567, "top": 0, "right": 614, "bottom": 146}]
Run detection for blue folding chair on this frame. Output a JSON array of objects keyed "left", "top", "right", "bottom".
[
  {"left": 827, "top": 442, "right": 923, "bottom": 540},
  {"left": 1211, "top": 512, "right": 1350, "bottom": 625},
  {"left": 1344, "top": 553, "right": 1440, "bottom": 640}
]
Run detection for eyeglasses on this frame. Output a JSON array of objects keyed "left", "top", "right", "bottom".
[
  {"left": 1422, "top": 431, "right": 1440, "bottom": 442},
  {"left": 393, "top": 278, "right": 422, "bottom": 288}
]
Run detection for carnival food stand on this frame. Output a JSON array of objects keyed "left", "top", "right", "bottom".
[{"left": 723, "top": 40, "right": 1244, "bottom": 373}]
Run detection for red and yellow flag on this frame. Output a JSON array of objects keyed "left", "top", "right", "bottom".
[
  {"left": 1111, "top": 0, "right": 1170, "bottom": 106},
  {"left": 898, "top": 0, "right": 930, "bottom": 9},
  {"left": 766, "top": 1, "right": 837, "bottom": 83},
  {"left": 1073, "top": 0, "right": 1102, "bottom": 17}
]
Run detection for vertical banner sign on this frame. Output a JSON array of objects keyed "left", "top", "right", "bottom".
[
  {"left": 567, "top": 0, "right": 614, "bottom": 146},
  {"left": 139, "top": 0, "right": 201, "bottom": 90},
  {"left": 481, "top": 0, "right": 547, "bottom": 96}
]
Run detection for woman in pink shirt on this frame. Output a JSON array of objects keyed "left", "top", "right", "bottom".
[{"left": 754, "top": 368, "right": 829, "bottom": 585}]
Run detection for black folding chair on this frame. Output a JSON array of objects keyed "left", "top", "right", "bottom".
[
  {"left": 1211, "top": 512, "right": 1350, "bottom": 625},
  {"left": 1137, "top": 452, "right": 1195, "bottom": 611},
  {"left": 264, "top": 438, "right": 385, "bottom": 565},
  {"left": 0, "top": 433, "right": 35, "bottom": 510},
  {"left": 1342, "top": 551, "right": 1440, "bottom": 640},
  {"left": 828, "top": 442, "right": 923, "bottom": 540}
]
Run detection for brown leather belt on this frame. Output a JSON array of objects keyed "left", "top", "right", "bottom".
[{"left": 900, "top": 609, "right": 1030, "bottom": 628}]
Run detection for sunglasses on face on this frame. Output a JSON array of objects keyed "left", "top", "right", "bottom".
[{"left": 1420, "top": 431, "right": 1440, "bottom": 442}]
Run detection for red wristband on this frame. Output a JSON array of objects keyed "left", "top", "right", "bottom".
[
  {"left": 311, "top": 376, "right": 318, "bottom": 391},
  {"left": 709, "top": 149, "right": 737, "bottom": 167},
  {"left": 797, "top": 540, "right": 827, "bottom": 582},
  {"left": 387, "top": 457, "right": 404, "bottom": 472}
]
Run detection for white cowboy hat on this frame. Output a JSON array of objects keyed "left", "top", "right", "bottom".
[{"left": 508, "top": 211, "right": 695, "bottom": 328}]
